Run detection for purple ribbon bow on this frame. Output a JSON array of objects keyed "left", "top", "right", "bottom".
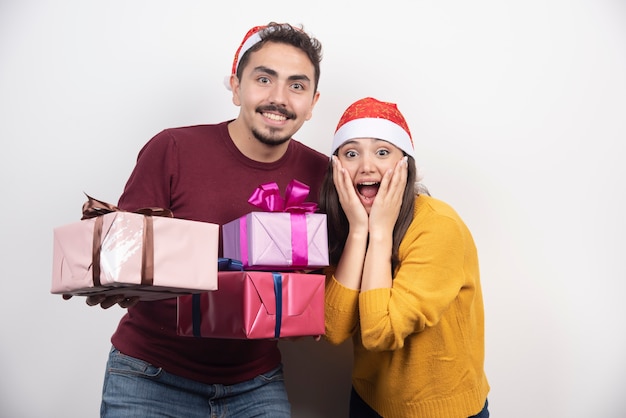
[{"left": 247, "top": 179, "right": 318, "bottom": 214}]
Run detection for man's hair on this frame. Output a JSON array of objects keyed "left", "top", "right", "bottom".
[{"left": 236, "top": 22, "right": 323, "bottom": 93}]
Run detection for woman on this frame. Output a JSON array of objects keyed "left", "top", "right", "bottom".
[{"left": 319, "top": 97, "right": 490, "bottom": 418}]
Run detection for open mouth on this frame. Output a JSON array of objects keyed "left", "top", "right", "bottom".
[{"left": 357, "top": 182, "right": 380, "bottom": 199}]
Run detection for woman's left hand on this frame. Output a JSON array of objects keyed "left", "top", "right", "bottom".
[{"left": 369, "top": 156, "right": 408, "bottom": 234}]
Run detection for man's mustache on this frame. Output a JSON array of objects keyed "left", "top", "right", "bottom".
[{"left": 257, "top": 105, "right": 295, "bottom": 119}]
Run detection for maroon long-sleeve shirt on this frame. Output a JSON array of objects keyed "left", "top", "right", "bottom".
[{"left": 111, "top": 121, "right": 328, "bottom": 384}]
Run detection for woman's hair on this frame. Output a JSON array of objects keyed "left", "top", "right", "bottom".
[
  {"left": 236, "top": 22, "right": 323, "bottom": 93},
  {"left": 319, "top": 154, "right": 421, "bottom": 274}
]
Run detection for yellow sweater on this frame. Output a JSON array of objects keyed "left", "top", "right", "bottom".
[{"left": 325, "top": 194, "right": 490, "bottom": 418}]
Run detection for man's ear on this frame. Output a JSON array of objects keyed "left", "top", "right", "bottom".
[
  {"left": 305, "top": 91, "right": 321, "bottom": 121},
  {"left": 230, "top": 75, "right": 241, "bottom": 106}
]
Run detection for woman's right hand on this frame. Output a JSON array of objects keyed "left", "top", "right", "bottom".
[{"left": 332, "top": 156, "right": 369, "bottom": 231}]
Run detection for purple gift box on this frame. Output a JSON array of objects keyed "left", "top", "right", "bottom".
[
  {"left": 222, "top": 180, "right": 329, "bottom": 270},
  {"left": 222, "top": 212, "right": 328, "bottom": 270},
  {"left": 222, "top": 180, "right": 328, "bottom": 271}
]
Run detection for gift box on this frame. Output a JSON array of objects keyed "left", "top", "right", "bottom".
[
  {"left": 51, "top": 195, "right": 219, "bottom": 301},
  {"left": 177, "top": 271, "right": 325, "bottom": 339},
  {"left": 222, "top": 180, "right": 329, "bottom": 270}
]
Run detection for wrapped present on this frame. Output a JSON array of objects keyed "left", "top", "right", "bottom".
[
  {"left": 222, "top": 180, "right": 329, "bottom": 270},
  {"left": 177, "top": 271, "right": 325, "bottom": 339},
  {"left": 51, "top": 195, "right": 219, "bottom": 301}
]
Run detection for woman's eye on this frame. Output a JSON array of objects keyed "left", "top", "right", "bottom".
[
  {"left": 377, "top": 149, "right": 390, "bottom": 156},
  {"left": 345, "top": 150, "right": 357, "bottom": 158}
]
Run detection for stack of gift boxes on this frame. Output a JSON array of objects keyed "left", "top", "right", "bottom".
[
  {"left": 52, "top": 180, "right": 328, "bottom": 339},
  {"left": 178, "top": 180, "right": 328, "bottom": 339}
]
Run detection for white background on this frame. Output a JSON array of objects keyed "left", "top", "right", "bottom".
[{"left": 1, "top": 1, "right": 625, "bottom": 417}]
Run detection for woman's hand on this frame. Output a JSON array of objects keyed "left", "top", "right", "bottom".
[
  {"left": 369, "top": 156, "right": 408, "bottom": 235},
  {"left": 332, "top": 156, "right": 369, "bottom": 231}
]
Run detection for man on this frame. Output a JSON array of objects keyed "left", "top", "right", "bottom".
[{"left": 79, "top": 22, "right": 327, "bottom": 417}]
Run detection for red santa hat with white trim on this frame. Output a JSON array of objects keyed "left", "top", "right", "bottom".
[
  {"left": 224, "top": 25, "right": 265, "bottom": 90},
  {"left": 331, "top": 97, "right": 415, "bottom": 159}
]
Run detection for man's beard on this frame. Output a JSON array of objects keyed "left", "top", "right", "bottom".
[
  {"left": 251, "top": 127, "right": 291, "bottom": 146},
  {"left": 252, "top": 104, "right": 295, "bottom": 146}
]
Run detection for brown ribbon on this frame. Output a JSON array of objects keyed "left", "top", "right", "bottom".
[{"left": 81, "top": 194, "right": 173, "bottom": 287}]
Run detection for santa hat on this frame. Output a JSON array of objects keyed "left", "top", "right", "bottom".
[
  {"left": 331, "top": 97, "right": 415, "bottom": 158},
  {"left": 225, "top": 23, "right": 303, "bottom": 91},
  {"left": 224, "top": 25, "right": 265, "bottom": 90},
  {"left": 231, "top": 26, "right": 265, "bottom": 77}
]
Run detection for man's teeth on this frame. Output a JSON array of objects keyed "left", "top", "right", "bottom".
[{"left": 263, "top": 113, "right": 286, "bottom": 121}]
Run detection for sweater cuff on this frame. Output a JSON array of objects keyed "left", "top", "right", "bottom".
[
  {"left": 359, "top": 287, "right": 392, "bottom": 314},
  {"left": 326, "top": 275, "right": 359, "bottom": 312}
]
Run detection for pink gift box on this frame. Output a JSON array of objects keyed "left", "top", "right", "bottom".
[
  {"left": 222, "top": 212, "right": 328, "bottom": 270},
  {"left": 51, "top": 211, "right": 219, "bottom": 301},
  {"left": 177, "top": 271, "right": 325, "bottom": 339}
]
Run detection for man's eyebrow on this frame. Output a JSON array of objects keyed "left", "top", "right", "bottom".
[
  {"left": 252, "top": 66, "right": 311, "bottom": 83},
  {"left": 287, "top": 74, "right": 311, "bottom": 83},
  {"left": 252, "top": 66, "right": 278, "bottom": 77}
]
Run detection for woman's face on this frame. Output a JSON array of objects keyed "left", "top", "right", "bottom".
[{"left": 336, "top": 137, "right": 405, "bottom": 213}]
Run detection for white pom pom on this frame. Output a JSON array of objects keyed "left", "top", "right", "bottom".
[{"left": 416, "top": 165, "right": 426, "bottom": 182}]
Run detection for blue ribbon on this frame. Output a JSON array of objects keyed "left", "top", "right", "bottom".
[
  {"left": 191, "top": 261, "right": 283, "bottom": 339},
  {"left": 218, "top": 257, "right": 244, "bottom": 271},
  {"left": 192, "top": 294, "right": 201, "bottom": 337},
  {"left": 191, "top": 258, "right": 243, "bottom": 337},
  {"left": 272, "top": 272, "right": 283, "bottom": 339}
]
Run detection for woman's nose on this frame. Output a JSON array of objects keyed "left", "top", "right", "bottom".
[{"left": 359, "top": 154, "right": 374, "bottom": 173}]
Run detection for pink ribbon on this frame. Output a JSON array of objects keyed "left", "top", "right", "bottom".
[
  {"left": 246, "top": 180, "right": 317, "bottom": 267},
  {"left": 247, "top": 179, "right": 318, "bottom": 214}
]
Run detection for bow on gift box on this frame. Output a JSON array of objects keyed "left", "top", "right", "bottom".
[
  {"left": 246, "top": 179, "right": 317, "bottom": 267},
  {"left": 247, "top": 179, "right": 318, "bottom": 214},
  {"left": 80, "top": 194, "right": 173, "bottom": 287}
]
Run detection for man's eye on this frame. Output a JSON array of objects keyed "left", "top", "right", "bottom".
[
  {"left": 258, "top": 77, "right": 270, "bottom": 84},
  {"left": 291, "top": 83, "right": 304, "bottom": 90}
]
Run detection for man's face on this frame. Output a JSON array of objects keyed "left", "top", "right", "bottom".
[{"left": 231, "top": 41, "right": 320, "bottom": 146}]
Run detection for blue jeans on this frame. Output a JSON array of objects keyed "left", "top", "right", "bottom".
[{"left": 101, "top": 346, "right": 290, "bottom": 417}]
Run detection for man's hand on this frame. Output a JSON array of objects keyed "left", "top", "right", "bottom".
[{"left": 62, "top": 294, "right": 139, "bottom": 309}]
